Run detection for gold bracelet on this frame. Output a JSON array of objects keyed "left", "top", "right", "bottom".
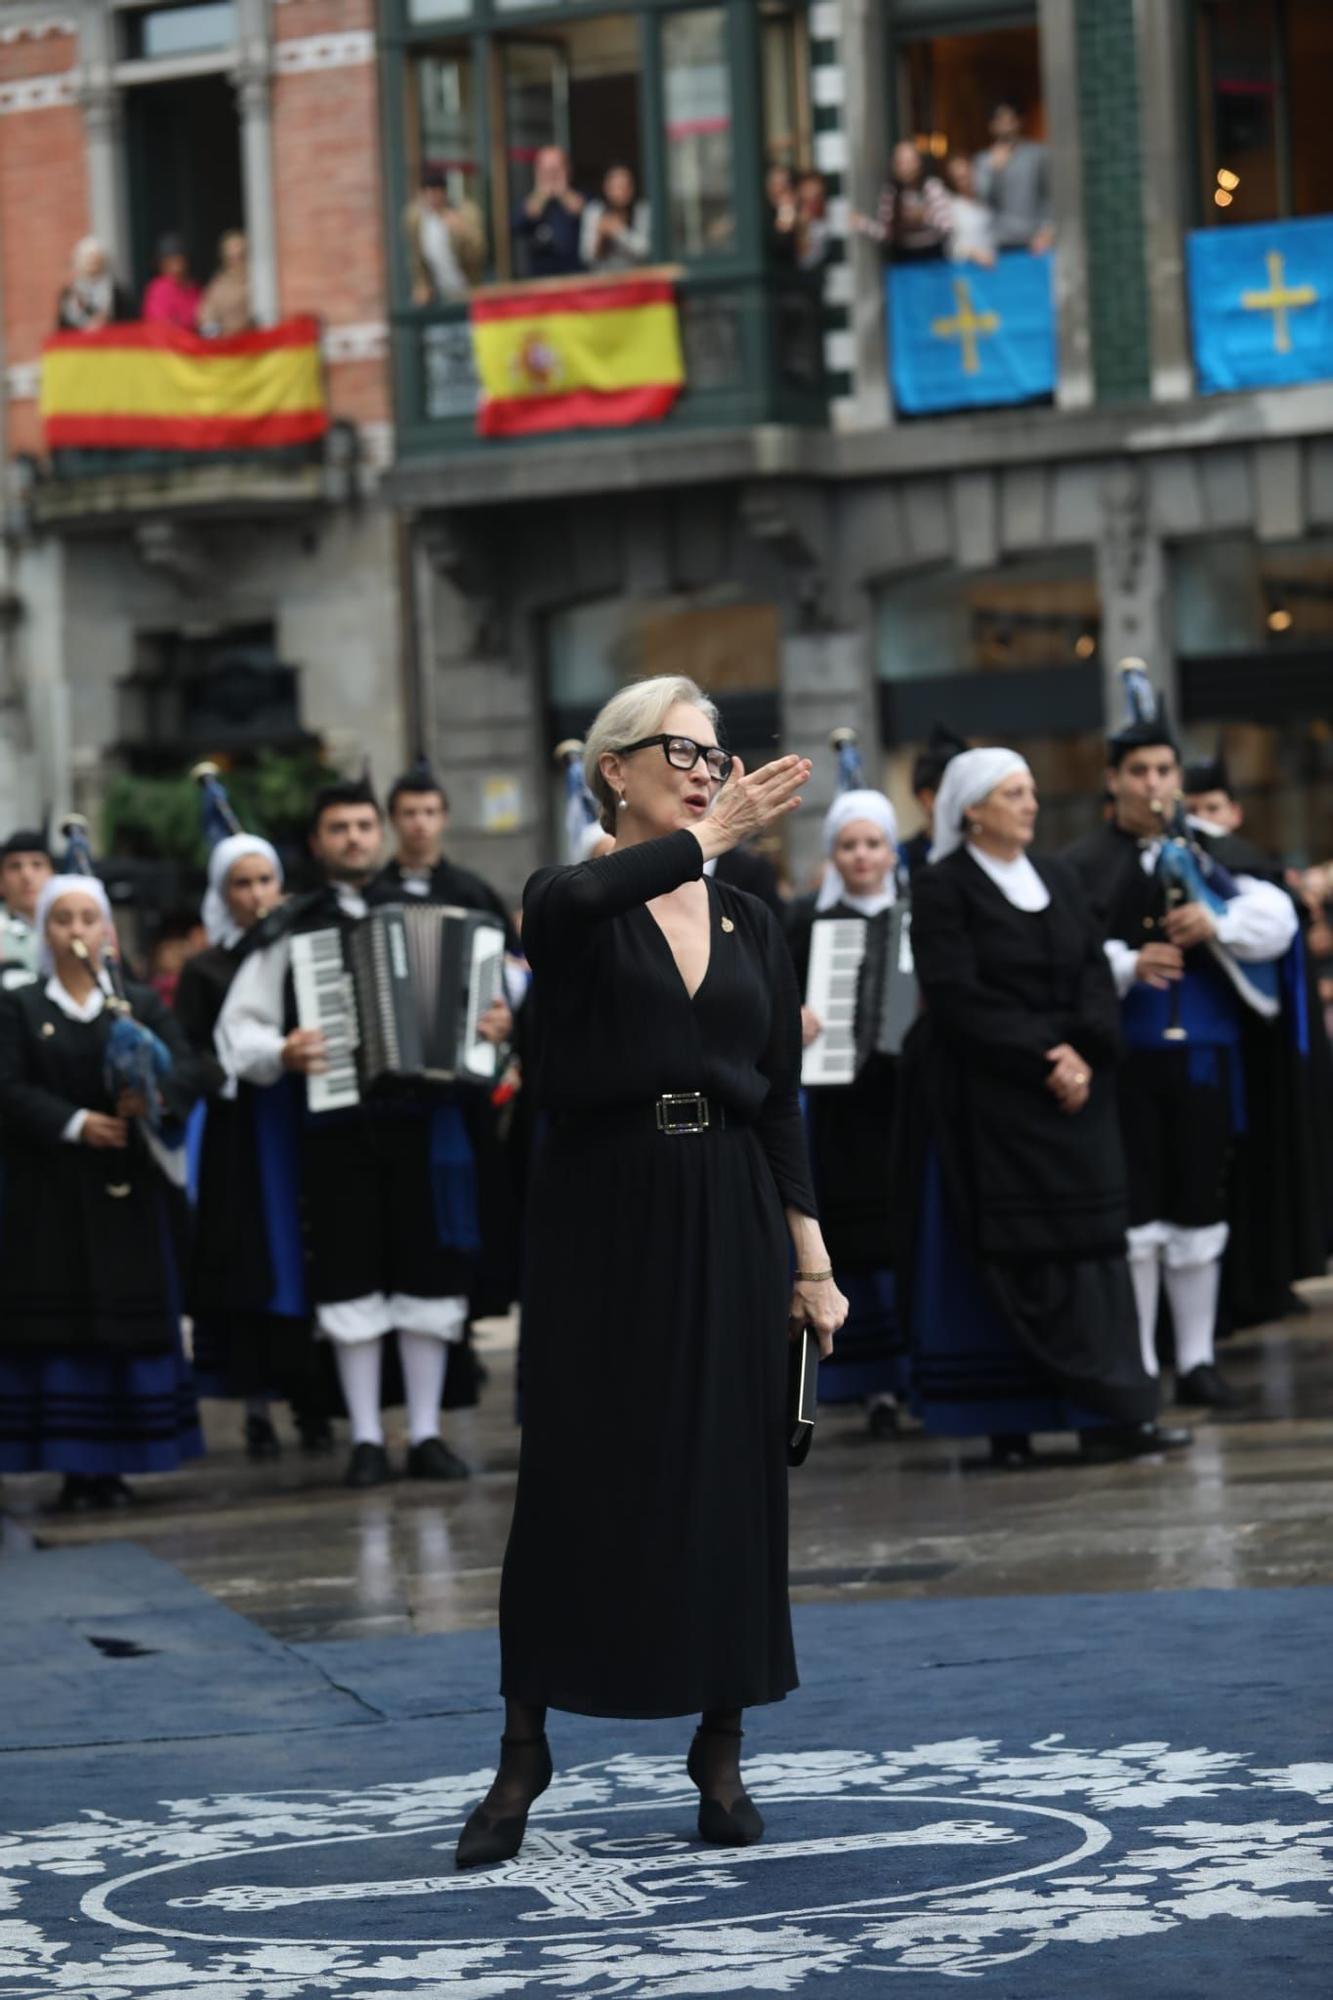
[{"left": 795, "top": 1268, "right": 834, "bottom": 1283}]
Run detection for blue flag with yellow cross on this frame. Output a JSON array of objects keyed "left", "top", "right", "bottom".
[
  {"left": 1187, "top": 216, "right": 1333, "bottom": 395},
  {"left": 887, "top": 252, "right": 1055, "bottom": 415}
]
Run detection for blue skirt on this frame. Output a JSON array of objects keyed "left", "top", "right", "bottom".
[
  {"left": 0, "top": 1337, "right": 204, "bottom": 1475},
  {"left": 909, "top": 1152, "right": 1107, "bottom": 1438}
]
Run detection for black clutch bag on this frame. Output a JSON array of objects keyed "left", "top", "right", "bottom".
[{"left": 787, "top": 1326, "right": 820, "bottom": 1467}]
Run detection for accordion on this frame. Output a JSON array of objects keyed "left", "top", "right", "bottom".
[
  {"left": 800, "top": 905, "right": 918, "bottom": 1088},
  {"left": 290, "top": 904, "right": 508, "bottom": 1114}
]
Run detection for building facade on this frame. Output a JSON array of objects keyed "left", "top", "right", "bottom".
[
  {"left": 0, "top": 0, "right": 404, "bottom": 831},
  {"left": 382, "top": 0, "right": 1333, "bottom": 898}
]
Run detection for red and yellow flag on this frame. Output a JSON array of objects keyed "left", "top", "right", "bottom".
[
  {"left": 470, "top": 272, "right": 685, "bottom": 437},
  {"left": 40, "top": 316, "right": 328, "bottom": 451}
]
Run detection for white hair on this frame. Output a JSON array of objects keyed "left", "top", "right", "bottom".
[{"left": 583, "top": 675, "right": 720, "bottom": 833}]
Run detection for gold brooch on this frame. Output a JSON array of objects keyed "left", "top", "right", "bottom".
[
  {"left": 40, "top": 1022, "right": 55, "bottom": 1038},
  {"left": 720, "top": 916, "right": 735, "bottom": 934}
]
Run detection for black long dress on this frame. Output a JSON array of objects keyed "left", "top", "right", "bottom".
[
  {"left": 895, "top": 849, "right": 1156, "bottom": 1430},
  {"left": 785, "top": 892, "right": 905, "bottom": 1405},
  {"left": 499, "top": 831, "right": 817, "bottom": 1719},
  {"left": 175, "top": 944, "right": 322, "bottom": 1407},
  {"left": 0, "top": 979, "right": 205, "bottom": 1475}
]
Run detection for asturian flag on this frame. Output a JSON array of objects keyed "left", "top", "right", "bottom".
[
  {"left": 470, "top": 272, "right": 685, "bottom": 437},
  {"left": 1187, "top": 215, "right": 1333, "bottom": 395},
  {"left": 888, "top": 252, "right": 1055, "bottom": 416}
]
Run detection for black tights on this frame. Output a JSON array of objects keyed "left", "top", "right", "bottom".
[{"left": 478, "top": 1700, "right": 748, "bottom": 1817}]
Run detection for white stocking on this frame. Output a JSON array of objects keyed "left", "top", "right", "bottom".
[
  {"left": 1164, "top": 1259, "right": 1223, "bottom": 1376},
  {"left": 1126, "top": 1225, "right": 1166, "bottom": 1379},
  {"left": 398, "top": 1329, "right": 450, "bottom": 1446},
  {"left": 334, "top": 1338, "right": 385, "bottom": 1446}
]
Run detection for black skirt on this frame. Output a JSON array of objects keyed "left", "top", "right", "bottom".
[{"left": 499, "top": 1114, "right": 798, "bottom": 1720}]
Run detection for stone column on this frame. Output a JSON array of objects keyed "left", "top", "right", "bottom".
[
  {"left": 232, "top": 45, "right": 279, "bottom": 325},
  {"left": 837, "top": 0, "right": 891, "bottom": 428},
  {"left": 78, "top": 76, "right": 129, "bottom": 273},
  {"left": 1097, "top": 461, "right": 1174, "bottom": 720},
  {"left": 1136, "top": 0, "right": 1194, "bottom": 401}
]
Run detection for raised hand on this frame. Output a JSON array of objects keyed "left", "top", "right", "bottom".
[{"left": 694, "top": 755, "right": 811, "bottom": 860}]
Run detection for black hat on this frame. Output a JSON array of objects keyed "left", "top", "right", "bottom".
[
  {"left": 156, "top": 232, "right": 187, "bottom": 263},
  {"left": 0, "top": 829, "right": 51, "bottom": 861},
  {"left": 1107, "top": 659, "right": 1177, "bottom": 767},
  {"left": 1183, "top": 743, "right": 1231, "bottom": 798},
  {"left": 421, "top": 165, "right": 447, "bottom": 191},
  {"left": 912, "top": 722, "right": 967, "bottom": 796}
]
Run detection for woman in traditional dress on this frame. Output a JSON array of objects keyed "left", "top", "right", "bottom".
[
  {"left": 459, "top": 676, "right": 846, "bottom": 1868},
  {"left": 0, "top": 875, "right": 203, "bottom": 1510},
  {"left": 175, "top": 833, "right": 330, "bottom": 1459},
  {"left": 786, "top": 785, "right": 909, "bottom": 1434},
  {"left": 896, "top": 748, "right": 1187, "bottom": 1467}
]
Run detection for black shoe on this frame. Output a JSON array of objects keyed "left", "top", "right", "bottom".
[
  {"left": 455, "top": 1733, "right": 553, "bottom": 1869},
  {"left": 54, "top": 1474, "right": 99, "bottom": 1515},
  {"left": 93, "top": 1475, "right": 135, "bottom": 1509},
  {"left": 296, "top": 1416, "right": 336, "bottom": 1457},
  {"left": 244, "top": 1413, "right": 282, "bottom": 1463},
  {"left": 1079, "top": 1422, "right": 1193, "bottom": 1464},
  {"left": 687, "top": 1722, "right": 764, "bottom": 1847},
  {"left": 866, "top": 1395, "right": 900, "bottom": 1440},
  {"left": 988, "top": 1432, "right": 1035, "bottom": 1469},
  {"left": 344, "top": 1442, "right": 391, "bottom": 1488},
  {"left": 406, "top": 1437, "right": 470, "bottom": 1482},
  {"left": 1175, "top": 1364, "right": 1244, "bottom": 1410}
]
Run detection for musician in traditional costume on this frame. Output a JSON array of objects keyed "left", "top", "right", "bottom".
[
  {"left": 174, "top": 799, "right": 332, "bottom": 1460},
  {"left": 895, "top": 748, "right": 1183, "bottom": 1466},
  {"left": 785, "top": 757, "right": 910, "bottom": 1433},
  {"left": 1063, "top": 673, "right": 1307, "bottom": 1398},
  {"left": 0, "top": 830, "right": 55, "bottom": 989},
  {"left": 217, "top": 776, "right": 508, "bottom": 1488},
  {"left": 0, "top": 870, "right": 203, "bottom": 1510},
  {"left": 460, "top": 677, "right": 846, "bottom": 1870}
]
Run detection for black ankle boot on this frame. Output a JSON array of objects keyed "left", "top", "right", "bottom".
[
  {"left": 455, "top": 1733, "right": 552, "bottom": 1869},
  {"left": 687, "top": 1722, "right": 764, "bottom": 1847}
]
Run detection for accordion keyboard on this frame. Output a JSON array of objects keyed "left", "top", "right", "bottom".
[
  {"left": 801, "top": 917, "right": 866, "bottom": 1088},
  {"left": 291, "top": 928, "right": 361, "bottom": 1113}
]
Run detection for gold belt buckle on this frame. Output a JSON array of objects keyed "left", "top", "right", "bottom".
[{"left": 655, "top": 1092, "right": 710, "bottom": 1135}]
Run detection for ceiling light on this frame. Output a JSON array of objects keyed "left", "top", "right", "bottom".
[
  {"left": 1267, "top": 607, "right": 1294, "bottom": 633},
  {"left": 1217, "top": 168, "right": 1240, "bottom": 191},
  {"left": 1214, "top": 189, "right": 1234, "bottom": 208},
  {"left": 1074, "top": 633, "right": 1097, "bottom": 660}
]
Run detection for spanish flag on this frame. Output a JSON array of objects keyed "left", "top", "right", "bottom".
[
  {"left": 470, "top": 272, "right": 685, "bottom": 437},
  {"left": 40, "top": 316, "right": 328, "bottom": 452}
]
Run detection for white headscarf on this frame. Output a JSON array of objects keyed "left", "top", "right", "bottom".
[
  {"left": 202, "top": 833, "right": 283, "bottom": 948},
  {"left": 928, "top": 749, "right": 1030, "bottom": 863},
  {"left": 35, "top": 873, "right": 113, "bottom": 977},
  {"left": 817, "top": 789, "right": 900, "bottom": 916}
]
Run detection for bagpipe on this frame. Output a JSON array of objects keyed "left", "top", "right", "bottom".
[
  {"left": 555, "top": 738, "right": 601, "bottom": 864},
  {"left": 60, "top": 815, "right": 183, "bottom": 1144}
]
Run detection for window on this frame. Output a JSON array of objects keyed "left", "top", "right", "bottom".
[
  {"left": 876, "top": 557, "right": 1099, "bottom": 683},
  {"left": 1195, "top": 0, "right": 1333, "bottom": 224},
  {"left": 416, "top": 48, "right": 481, "bottom": 215},
  {"left": 124, "top": 3, "right": 238, "bottom": 61},
  {"left": 896, "top": 18, "right": 1044, "bottom": 168},
  {"left": 663, "top": 8, "right": 734, "bottom": 258}
]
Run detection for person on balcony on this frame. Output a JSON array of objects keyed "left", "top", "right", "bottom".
[
  {"left": 850, "top": 142, "right": 952, "bottom": 263},
  {"left": 405, "top": 166, "right": 486, "bottom": 305},
  {"left": 580, "top": 165, "right": 650, "bottom": 273},
  {"left": 795, "top": 171, "right": 831, "bottom": 274},
  {"left": 943, "top": 157, "right": 998, "bottom": 268},
  {"left": 513, "top": 147, "right": 585, "bottom": 280},
  {"left": 971, "top": 102, "right": 1053, "bottom": 254},
  {"left": 55, "top": 238, "right": 133, "bottom": 332},
  {"left": 198, "top": 231, "right": 255, "bottom": 337},
  {"left": 142, "top": 236, "right": 202, "bottom": 333}
]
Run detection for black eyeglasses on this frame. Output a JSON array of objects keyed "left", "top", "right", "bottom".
[{"left": 618, "top": 734, "right": 734, "bottom": 784}]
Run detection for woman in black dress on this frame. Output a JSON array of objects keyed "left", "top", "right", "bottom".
[
  {"left": 895, "top": 748, "right": 1184, "bottom": 1467},
  {"left": 0, "top": 876, "right": 202, "bottom": 1510},
  {"left": 786, "top": 786, "right": 909, "bottom": 1433},
  {"left": 175, "top": 835, "right": 329, "bottom": 1459},
  {"left": 459, "top": 676, "right": 847, "bottom": 1868}
]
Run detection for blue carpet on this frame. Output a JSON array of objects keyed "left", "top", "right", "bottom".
[{"left": 1, "top": 1548, "right": 1330, "bottom": 1996}]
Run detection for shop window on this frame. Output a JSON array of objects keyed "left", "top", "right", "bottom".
[
  {"left": 1195, "top": 0, "right": 1333, "bottom": 224},
  {"left": 663, "top": 8, "right": 735, "bottom": 258},
  {"left": 876, "top": 556, "right": 1099, "bottom": 683}
]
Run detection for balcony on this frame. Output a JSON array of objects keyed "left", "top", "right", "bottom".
[{"left": 390, "top": 265, "right": 827, "bottom": 463}]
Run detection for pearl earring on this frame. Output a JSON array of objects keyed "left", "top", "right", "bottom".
[{"left": 618, "top": 795, "right": 628, "bottom": 810}]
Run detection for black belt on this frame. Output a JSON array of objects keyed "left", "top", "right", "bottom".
[{"left": 553, "top": 1093, "right": 735, "bottom": 1138}]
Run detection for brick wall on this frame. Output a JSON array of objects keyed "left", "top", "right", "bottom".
[
  {"left": 273, "top": 0, "right": 390, "bottom": 430},
  {"left": 0, "top": 29, "right": 85, "bottom": 455},
  {"left": 1075, "top": 0, "right": 1152, "bottom": 404}
]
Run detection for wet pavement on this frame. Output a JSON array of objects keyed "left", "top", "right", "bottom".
[{"left": 7, "top": 1289, "right": 1333, "bottom": 1643}]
